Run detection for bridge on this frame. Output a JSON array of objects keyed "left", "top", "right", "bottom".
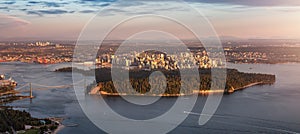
[{"left": 14, "top": 79, "right": 86, "bottom": 99}]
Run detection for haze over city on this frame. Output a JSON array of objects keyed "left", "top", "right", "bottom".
[{"left": 1, "top": 0, "right": 300, "bottom": 40}]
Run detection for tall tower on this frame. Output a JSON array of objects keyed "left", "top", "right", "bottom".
[{"left": 30, "top": 83, "right": 33, "bottom": 98}]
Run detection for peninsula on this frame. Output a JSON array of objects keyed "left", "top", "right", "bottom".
[{"left": 71, "top": 68, "right": 276, "bottom": 96}]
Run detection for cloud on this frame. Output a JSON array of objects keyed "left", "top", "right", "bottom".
[
  {"left": 27, "top": 9, "right": 74, "bottom": 16},
  {"left": 98, "top": 8, "right": 126, "bottom": 15},
  {"left": 79, "top": 10, "right": 98, "bottom": 13},
  {"left": 100, "top": 3, "right": 110, "bottom": 7},
  {"left": 272, "top": 7, "right": 300, "bottom": 12},
  {"left": 186, "top": 0, "right": 300, "bottom": 7},
  {"left": 0, "top": 0, "right": 116, "bottom": 16},
  {"left": 76, "top": 0, "right": 116, "bottom": 6},
  {"left": 117, "top": 0, "right": 300, "bottom": 7},
  {"left": 76, "top": 0, "right": 113, "bottom": 8},
  {"left": 1, "top": 1, "right": 16, "bottom": 5},
  {"left": 27, "top": 1, "right": 40, "bottom": 4},
  {"left": 0, "top": 14, "right": 30, "bottom": 29},
  {"left": 0, "top": 7, "right": 8, "bottom": 9},
  {"left": 27, "top": 11, "right": 42, "bottom": 16},
  {"left": 93, "top": 0, "right": 300, "bottom": 7},
  {"left": 113, "top": 1, "right": 144, "bottom": 7},
  {"left": 27, "top": 1, "right": 63, "bottom": 7},
  {"left": 43, "top": 2, "right": 61, "bottom": 7},
  {"left": 2, "top": 0, "right": 299, "bottom": 18},
  {"left": 80, "top": 0, "right": 117, "bottom": 2}
]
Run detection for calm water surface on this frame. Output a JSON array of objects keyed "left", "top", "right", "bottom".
[{"left": 1, "top": 62, "right": 300, "bottom": 133}]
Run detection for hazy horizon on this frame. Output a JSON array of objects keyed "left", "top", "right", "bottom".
[{"left": 1, "top": 0, "right": 300, "bottom": 41}]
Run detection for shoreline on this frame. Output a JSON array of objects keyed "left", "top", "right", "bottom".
[
  {"left": 231, "top": 81, "right": 270, "bottom": 92},
  {"left": 0, "top": 107, "right": 65, "bottom": 134},
  {"left": 90, "top": 86, "right": 225, "bottom": 96},
  {"left": 90, "top": 90, "right": 225, "bottom": 97},
  {"left": 53, "top": 124, "right": 65, "bottom": 134},
  {"left": 49, "top": 117, "right": 65, "bottom": 134},
  {"left": 0, "top": 90, "right": 19, "bottom": 96},
  {"left": 0, "top": 95, "right": 32, "bottom": 104}
]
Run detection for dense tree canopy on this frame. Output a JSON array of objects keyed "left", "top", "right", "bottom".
[{"left": 94, "top": 68, "right": 275, "bottom": 95}]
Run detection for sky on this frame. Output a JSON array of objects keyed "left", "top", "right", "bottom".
[{"left": 0, "top": 0, "right": 300, "bottom": 41}]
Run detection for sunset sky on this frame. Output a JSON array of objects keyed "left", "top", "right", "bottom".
[{"left": 1, "top": 0, "right": 300, "bottom": 40}]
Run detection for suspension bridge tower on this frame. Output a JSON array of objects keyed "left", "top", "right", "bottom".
[{"left": 29, "top": 83, "right": 34, "bottom": 99}]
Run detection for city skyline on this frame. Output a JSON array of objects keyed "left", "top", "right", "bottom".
[{"left": 1, "top": 0, "right": 300, "bottom": 41}]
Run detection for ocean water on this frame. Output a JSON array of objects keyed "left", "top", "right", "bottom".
[{"left": 1, "top": 62, "right": 300, "bottom": 133}]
